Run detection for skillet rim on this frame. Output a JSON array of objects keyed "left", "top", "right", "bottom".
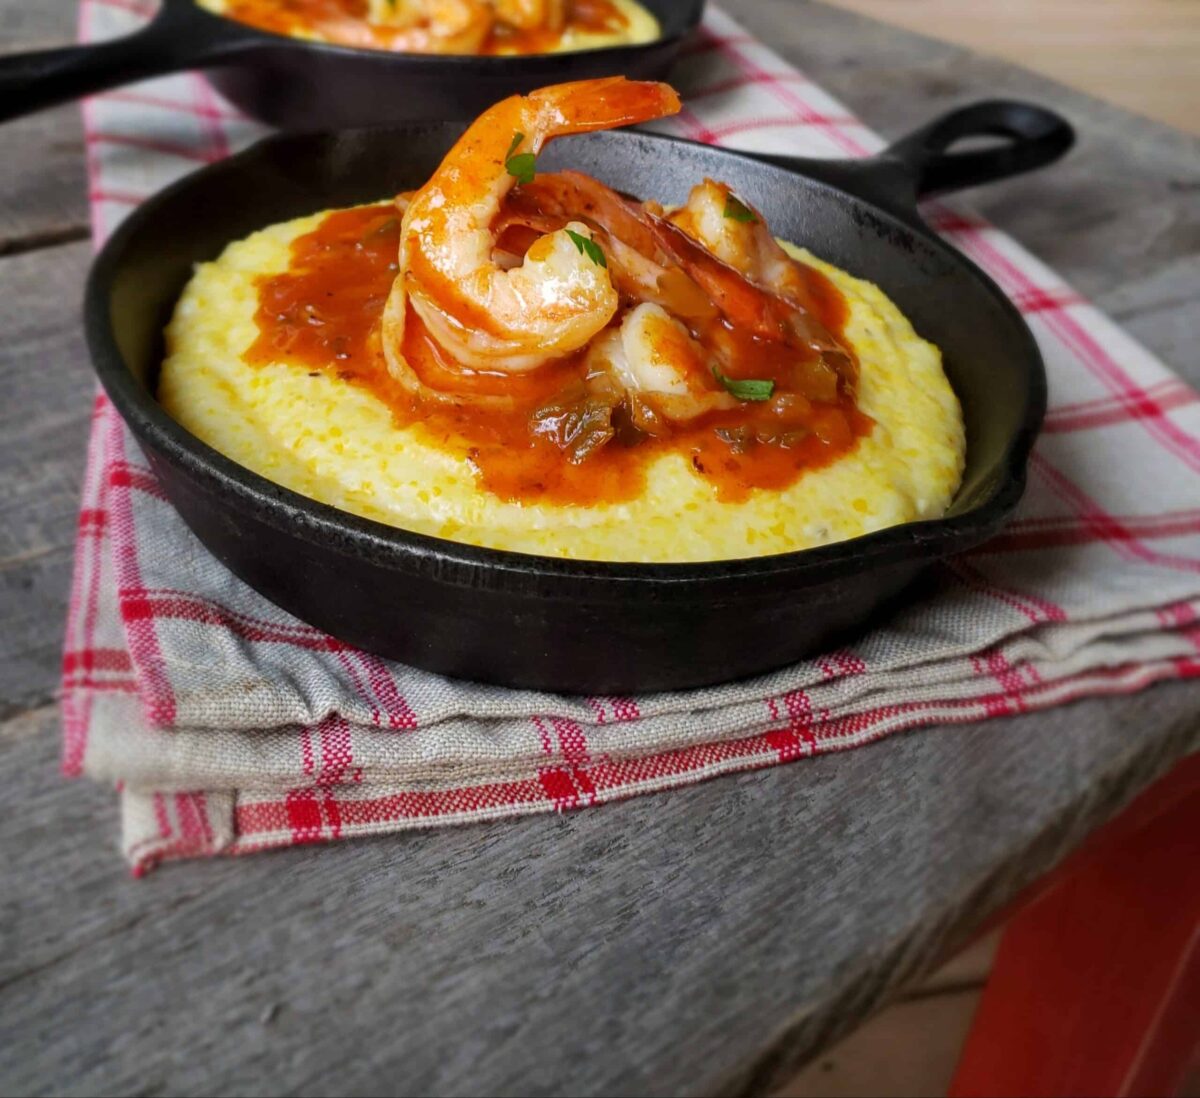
[
  {"left": 186, "top": 0, "right": 706, "bottom": 68},
  {"left": 84, "top": 124, "right": 1046, "bottom": 592}
]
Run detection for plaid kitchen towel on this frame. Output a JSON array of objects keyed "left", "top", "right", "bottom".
[{"left": 65, "top": 1, "right": 1200, "bottom": 872}]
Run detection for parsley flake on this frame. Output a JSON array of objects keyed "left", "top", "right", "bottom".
[
  {"left": 505, "top": 132, "right": 537, "bottom": 185},
  {"left": 565, "top": 229, "right": 607, "bottom": 269},
  {"left": 713, "top": 368, "right": 774, "bottom": 402},
  {"left": 723, "top": 193, "right": 758, "bottom": 223}
]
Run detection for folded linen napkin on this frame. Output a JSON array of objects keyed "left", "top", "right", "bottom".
[{"left": 65, "top": 0, "right": 1200, "bottom": 872}]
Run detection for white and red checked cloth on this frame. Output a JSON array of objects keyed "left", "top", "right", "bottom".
[{"left": 64, "top": 1, "right": 1200, "bottom": 873}]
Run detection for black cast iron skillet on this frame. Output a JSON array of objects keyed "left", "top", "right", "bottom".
[
  {"left": 85, "top": 100, "right": 1072, "bottom": 693},
  {"left": 0, "top": 0, "right": 703, "bottom": 127}
]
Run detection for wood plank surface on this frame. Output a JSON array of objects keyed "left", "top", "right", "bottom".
[
  {"left": 0, "top": 1, "right": 1198, "bottom": 1095},
  {"left": 0, "top": 3, "right": 89, "bottom": 252},
  {"left": 0, "top": 242, "right": 94, "bottom": 718},
  {"left": 2, "top": 692, "right": 1197, "bottom": 1098},
  {"left": 822, "top": 0, "right": 1200, "bottom": 136},
  {"left": 733, "top": 0, "right": 1200, "bottom": 362},
  {"left": 0, "top": 1, "right": 82, "bottom": 44}
]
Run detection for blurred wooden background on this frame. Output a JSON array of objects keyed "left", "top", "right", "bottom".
[
  {"left": 824, "top": 0, "right": 1200, "bottom": 135},
  {"left": 779, "top": 2, "right": 1198, "bottom": 1094}
]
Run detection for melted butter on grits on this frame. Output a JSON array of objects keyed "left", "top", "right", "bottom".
[{"left": 159, "top": 206, "right": 965, "bottom": 563}]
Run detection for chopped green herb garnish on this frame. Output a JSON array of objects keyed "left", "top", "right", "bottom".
[
  {"left": 505, "top": 132, "right": 537, "bottom": 185},
  {"left": 714, "top": 367, "right": 774, "bottom": 401},
  {"left": 723, "top": 193, "right": 758, "bottom": 223},
  {"left": 506, "top": 153, "right": 537, "bottom": 185},
  {"left": 565, "top": 229, "right": 607, "bottom": 269}
]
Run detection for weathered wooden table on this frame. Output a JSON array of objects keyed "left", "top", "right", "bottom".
[{"left": 2, "top": 3, "right": 1198, "bottom": 1095}]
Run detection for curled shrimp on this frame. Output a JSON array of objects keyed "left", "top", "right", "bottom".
[
  {"left": 383, "top": 78, "right": 681, "bottom": 385},
  {"left": 365, "top": 0, "right": 424, "bottom": 25},
  {"left": 670, "top": 180, "right": 855, "bottom": 377},
  {"left": 503, "top": 170, "right": 854, "bottom": 414},
  {"left": 493, "top": 0, "right": 566, "bottom": 31},
  {"left": 373, "top": 0, "right": 563, "bottom": 34},
  {"left": 510, "top": 169, "right": 844, "bottom": 349},
  {"left": 325, "top": 0, "right": 494, "bottom": 53},
  {"left": 593, "top": 303, "right": 738, "bottom": 422}
]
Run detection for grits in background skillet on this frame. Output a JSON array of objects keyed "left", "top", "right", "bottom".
[
  {"left": 196, "top": 0, "right": 661, "bottom": 54},
  {"left": 158, "top": 79, "right": 964, "bottom": 564}
]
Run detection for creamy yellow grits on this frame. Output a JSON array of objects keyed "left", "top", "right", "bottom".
[{"left": 159, "top": 208, "right": 965, "bottom": 563}]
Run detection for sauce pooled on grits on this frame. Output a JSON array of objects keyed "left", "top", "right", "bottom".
[
  {"left": 199, "top": 0, "right": 659, "bottom": 55},
  {"left": 245, "top": 203, "right": 871, "bottom": 506},
  {"left": 160, "top": 78, "right": 965, "bottom": 562}
]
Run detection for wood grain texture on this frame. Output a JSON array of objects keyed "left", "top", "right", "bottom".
[
  {"left": 2, "top": 692, "right": 1197, "bottom": 1098},
  {"left": 776, "top": 987, "right": 984, "bottom": 1097},
  {"left": 0, "top": 1, "right": 84, "bottom": 45},
  {"left": 0, "top": 2, "right": 1198, "bottom": 1095},
  {"left": 0, "top": 242, "right": 95, "bottom": 718},
  {"left": 733, "top": 0, "right": 1200, "bottom": 375},
  {"left": 0, "top": 3, "right": 89, "bottom": 252},
  {"left": 821, "top": 0, "right": 1200, "bottom": 136}
]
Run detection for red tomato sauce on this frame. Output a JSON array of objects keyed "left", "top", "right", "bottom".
[
  {"left": 216, "top": 0, "right": 630, "bottom": 55},
  {"left": 245, "top": 203, "right": 871, "bottom": 506}
]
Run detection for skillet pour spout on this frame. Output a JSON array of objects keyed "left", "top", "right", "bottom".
[{"left": 84, "top": 100, "right": 1072, "bottom": 693}]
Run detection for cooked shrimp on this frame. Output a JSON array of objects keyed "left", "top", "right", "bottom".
[
  {"left": 495, "top": 186, "right": 719, "bottom": 324},
  {"left": 493, "top": 0, "right": 566, "bottom": 30},
  {"left": 582, "top": 304, "right": 738, "bottom": 423},
  {"left": 375, "top": 0, "right": 563, "bottom": 33},
  {"left": 610, "top": 304, "right": 695, "bottom": 396},
  {"left": 384, "top": 78, "right": 681, "bottom": 380},
  {"left": 511, "top": 169, "right": 843, "bottom": 350},
  {"left": 336, "top": 0, "right": 492, "bottom": 54},
  {"left": 366, "top": 0, "right": 423, "bottom": 26},
  {"left": 614, "top": 303, "right": 738, "bottom": 420},
  {"left": 670, "top": 179, "right": 854, "bottom": 372},
  {"left": 669, "top": 180, "right": 777, "bottom": 277},
  {"left": 503, "top": 169, "right": 855, "bottom": 417}
]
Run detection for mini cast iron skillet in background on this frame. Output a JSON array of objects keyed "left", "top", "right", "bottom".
[
  {"left": 86, "top": 101, "right": 1073, "bottom": 694},
  {"left": 0, "top": 0, "right": 704, "bottom": 127}
]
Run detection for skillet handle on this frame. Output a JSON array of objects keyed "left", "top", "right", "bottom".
[
  {"left": 883, "top": 99, "right": 1075, "bottom": 199},
  {"left": 0, "top": 3, "right": 241, "bottom": 125}
]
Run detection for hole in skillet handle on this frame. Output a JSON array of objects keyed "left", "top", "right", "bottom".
[
  {"left": 884, "top": 99, "right": 1076, "bottom": 201},
  {"left": 707, "top": 100, "right": 1074, "bottom": 232}
]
